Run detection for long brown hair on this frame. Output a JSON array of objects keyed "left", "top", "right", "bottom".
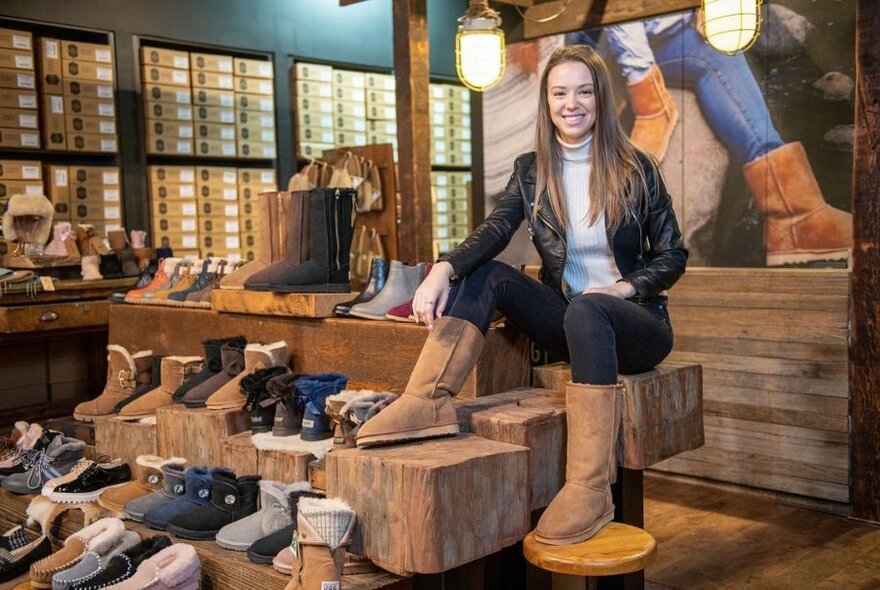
[{"left": 534, "top": 45, "right": 650, "bottom": 230}]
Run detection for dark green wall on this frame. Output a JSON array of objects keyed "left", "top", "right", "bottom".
[{"left": 0, "top": 0, "right": 465, "bottom": 231}]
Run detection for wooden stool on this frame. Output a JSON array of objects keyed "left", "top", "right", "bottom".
[{"left": 523, "top": 523, "right": 656, "bottom": 589}]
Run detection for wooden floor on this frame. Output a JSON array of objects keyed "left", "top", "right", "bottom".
[{"left": 644, "top": 473, "right": 880, "bottom": 589}]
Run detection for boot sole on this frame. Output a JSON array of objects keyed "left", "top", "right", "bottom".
[
  {"left": 72, "top": 412, "right": 115, "bottom": 423},
  {"left": 356, "top": 424, "right": 459, "bottom": 447},
  {"left": 49, "top": 481, "right": 130, "bottom": 504},
  {"left": 215, "top": 538, "right": 251, "bottom": 551},
  {"left": 247, "top": 549, "right": 277, "bottom": 565},
  {"left": 206, "top": 402, "right": 246, "bottom": 411},
  {"left": 532, "top": 508, "right": 615, "bottom": 546},
  {"left": 166, "top": 524, "right": 219, "bottom": 541}
]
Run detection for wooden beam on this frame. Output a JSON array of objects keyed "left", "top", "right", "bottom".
[
  {"left": 393, "top": 0, "right": 433, "bottom": 264},
  {"left": 851, "top": 0, "right": 880, "bottom": 523},
  {"left": 522, "top": 0, "right": 701, "bottom": 39}
]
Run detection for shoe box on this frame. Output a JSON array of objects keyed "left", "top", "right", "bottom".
[
  {"left": 0, "top": 159, "right": 43, "bottom": 201},
  {"left": 142, "top": 64, "right": 190, "bottom": 87},
  {"left": 299, "top": 142, "right": 333, "bottom": 159},
  {"left": 146, "top": 119, "right": 195, "bottom": 140},
  {"left": 238, "top": 141, "right": 276, "bottom": 159},
  {"left": 0, "top": 68, "right": 36, "bottom": 91},
  {"left": 193, "top": 88, "right": 235, "bottom": 108},
  {"left": 236, "top": 92, "right": 274, "bottom": 112},
  {"left": 236, "top": 75, "right": 272, "bottom": 96},
  {"left": 194, "top": 121, "right": 236, "bottom": 142},
  {"left": 296, "top": 110, "right": 332, "bottom": 131},
  {"left": 195, "top": 139, "right": 237, "bottom": 158},
  {"left": 141, "top": 46, "right": 190, "bottom": 70},
  {"left": 0, "top": 127, "right": 39, "bottom": 148},
  {"left": 0, "top": 29, "right": 38, "bottom": 150},
  {"left": 431, "top": 171, "right": 471, "bottom": 256},
  {"left": 367, "top": 120, "right": 397, "bottom": 147},
  {"left": 143, "top": 83, "right": 192, "bottom": 106},
  {"left": 0, "top": 27, "right": 32, "bottom": 53},
  {"left": 295, "top": 62, "right": 332, "bottom": 83},
  {"left": 191, "top": 52, "right": 233, "bottom": 75},
  {"left": 366, "top": 72, "right": 395, "bottom": 91},
  {"left": 65, "top": 113, "right": 116, "bottom": 136},
  {"left": 237, "top": 168, "right": 275, "bottom": 260},
  {"left": 48, "top": 164, "right": 121, "bottom": 224},
  {"left": 192, "top": 70, "right": 234, "bottom": 91},
  {"left": 0, "top": 106, "right": 37, "bottom": 129},
  {"left": 65, "top": 95, "right": 114, "bottom": 117},
  {"left": 61, "top": 40, "right": 112, "bottom": 64},
  {"left": 196, "top": 166, "right": 240, "bottom": 249},
  {"left": 234, "top": 57, "right": 273, "bottom": 79}
]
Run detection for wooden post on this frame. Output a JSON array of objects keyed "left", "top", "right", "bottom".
[
  {"left": 393, "top": 0, "right": 433, "bottom": 264},
  {"left": 851, "top": 0, "right": 880, "bottom": 523}
]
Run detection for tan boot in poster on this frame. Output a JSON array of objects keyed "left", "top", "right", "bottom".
[
  {"left": 743, "top": 142, "right": 852, "bottom": 266},
  {"left": 627, "top": 64, "right": 678, "bottom": 162},
  {"left": 533, "top": 381, "right": 623, "bottom": 545}
]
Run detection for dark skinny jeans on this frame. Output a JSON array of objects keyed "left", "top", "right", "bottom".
[{"left": 448, "top": 261, "right": 674, "bottom": 385}]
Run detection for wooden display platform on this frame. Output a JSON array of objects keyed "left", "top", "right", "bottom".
[
  {"left": 326, "top": 433, "right": 530, "bottom": 577},
  {"left": 108, "top": 305, "right": 530, "bottom": 398},
  {"left": 0, "top": 489, "right": 409, "bottom": 590},
  {"left": 156, "top": 405, "right": 249, "bottom": 466},
  {"left": 93, "top": 417, "right": 157, "bottom": 466},
  {"left": 211, "top": 290, "right": 354, "bottom": 318},
  {"left": 532, "top": 361, "right": 705, "bottom": 469},
  {"left": 222, "top": 431, "right": 312, "bottom": 482}
]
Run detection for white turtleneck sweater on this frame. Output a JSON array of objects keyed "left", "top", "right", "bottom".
[{"left": 558, "top": 135, "right": 623, "bottom": 297}]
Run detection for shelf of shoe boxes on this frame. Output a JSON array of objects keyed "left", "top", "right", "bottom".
[
  {"left": 140, "top": 44, "right": 276, "bottom": 260},
  {"left": 40, "top": 34, "right": 122, "bottom": 239}
]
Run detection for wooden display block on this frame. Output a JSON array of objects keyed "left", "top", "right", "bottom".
[
  {"left": 466, "top": 387, "right": 566, "bottom": 510},
  {"left": 326, "top": 433, "right": 530, "bottom": 576},
  {"left": 108, "top": 306, "right": 531, "bottom": 398},
  {"left": 454, "top": 386, "right": 561, "bottom": 432},
  {"left": 532, "top": 361, "right": 705, "bottom": 469},
  {"left": 221, "top": 431, "right": 311, "bottom": 481},
  {"left": 309, "top": 458, "right": 326, "bottom": 491},
  {"left": 93, "top": 417, "right": 157, "bottom": 466},
  {"left": 211, "top": 289, "right": 354, "bottom": 318},
  {"left": 156, "top": 405, "right": 249, "bottom": 466}
]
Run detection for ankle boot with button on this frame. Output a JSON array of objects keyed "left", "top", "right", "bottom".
[
  {"left": 356, "top": 317, "right": 483, "bottom": 447},
  {"left": 223, "top": 191, "right": 293, "bottom": 289},
  {"left": 171, "top": 338, "right": 225, "bottom": 403},
  {"left": 216, "top": 480, "right": 310, "bottom": 551},
  {"left": 333, "top": 257, "right": 388, "bottom": 317},
  {"left": 98, "top": 455, "right": 187, "bottom": 513},
  {"left": 118, "top": 356, "right": 202, "bottom": 419},
  {"left": 296, "top": 373, "right": 348, "bottom": 441},
  {"left": 285, "top": 497, "right": 356, "bottom": 590},
  {"left": 248, "top": 188, "right": 356, "bottom": 293},
  {"left": 143, "top": 467, "right": 233, "bottom": 531},
  {"left": 243, "top": 366, "right": 291, "bottom": 434},
  {"left": 123, "top": 461, "right": 187, "bottom": 523},
  {"left": 348, "top": 261, "right": 426, "bottom": 320},
  {"left": 534, "top": 382, "right": 623, "bottom": 545},
  {"left": 205, "top": 341, "right": 288, "bottom": 411},
  {"left": 73, "top": 346, "right": 153, "bottom": 422},
  {"left": 181, "top": 337, "right": 247, "bottom": 408},
  {"left": 265, "top": 372, "right": 303, "bottom": 437},
  {"left": 167, "top": 472, "right": 261, "bottom": 541}
]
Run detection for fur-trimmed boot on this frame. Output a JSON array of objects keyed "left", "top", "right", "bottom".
[
  {"left": 73, "top": 345, "right": 153, "bottom": 422},
  {"left": 533, "top": 381, "right": 623, "bottom": 545},
  {"left": 285, "top": 497, "right": 356, "bottom": 590},
  {"left": 627, "top": 64, "right": 678, "bottom": 162},
  {"left": 743, "top": 142, "right": 852, "bottom": 266},
  {"left": 205, "top": 341, "right": 288, "bottom": 411},
  {"left": 355, "top": 317, "right": 483, "bottom": 447},
  {"left": 1, "top": 193, "right": 54, "bottom": 254},
  {"left": 117, "top": 356, "right": 203, "bottom": 419},
  {"left": 81, "top": 255, "right": 103, "bottom": 281},
  {"left": 243, "top": 366, "right": 291, "bottom": 434}
]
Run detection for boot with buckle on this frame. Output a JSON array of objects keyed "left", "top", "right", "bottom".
[{"left": 73, "top": 345, "right": 153, "bottom": 422}]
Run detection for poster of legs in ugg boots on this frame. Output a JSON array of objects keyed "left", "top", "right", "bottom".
[{"left": 483, "top": 0, "right": 854, "bottom": 268}]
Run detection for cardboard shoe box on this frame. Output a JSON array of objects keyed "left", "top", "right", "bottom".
[
  {"left": 66, "top": 114, "right": 116, "bottom": 135},
  {"left": 237, "top": 111, "right": 274, "bottom": 128},
  {"left": 367, "top": 104, "right": 396, "bottom": 121},
  {"left": 0, "top": 160, "right": 41, "bottom": 180},
  {"left": 0, "top": 179, "right": 44, "bottom": 198},
  {"left": 0, "top": 107, "right": 37, "bottom": 129},
  {"left": 334, "top": 115, "right": 366, "bottom": 133},
  {"left": 143, "top": 83, "right": 192, "bottom": 105},
  {"left": 195, "top": 139, "right": 236, "bottom": 158},
  {"left": 146, "top": 120, "right": 194, "bottom": 139},
  {"left": 296, "top": 111, "right": 332, "bottom": 130},
  {"left": 150, "top": 182, "right": 196, "bottom": 200},
  {"left": 0, "top": 68, "right": 36, "bottom": 90},
  {"left": 45, "top": 165, "right": 70, "bottom": 218},
  {"left": 295, "top": 96, "right": 332, "bottom": 114},
  {"left": 196, "top": 166, "right": 237, "bottom": 187},
  {"left": 366, "top": 89, "right": 396, "bottom": 107},
  {"left": 0, "top": 49, "right": 34, "bottom": 71},
  {"left": 141, "top": 65, "right": 188, "bottom": 87},
  {"left": 234, "top": 57, "right": 273, "bottom": 79},
  {"left": 192, "top": 71, "right": 234, "bottom": 90},
  {"left": 295, "top": 62, "right": 332, "bottom": 83},
  {"left": 65, "top": 60, "right": 114, "bottom": 83},
  {"left": 61, "top": 41, "right": 112, "bottom": 64},
  {"left": 332, "top": 69, "right": 365, "bottom": 89},
  {"left": 295, "top": 80, "right": 331, "bottom": 99},
  {"left": 299, "top": 127, "right": 334, "bottom": 145},
  {"left": 366, "top": 72, "right": 395, "bottom": 90},
  {"left": 66, "top": 96, "right": 115, "bottom": 117},
  {"left": 334, "top": 86, "right": 365, "bottom": 103},
  {"left": 236, "top": 93, "right": 274, "bottom": 112},
  {"left": 67, "top": 133, "right": 117, "bottom": 153},
  {"left": 70, "top": 202, "right": 122, "bottom": 222},
  {"left": 144, "top": 101, "right": 193, "bottom": 121},
  {"left": 238, "top": 127, "right": 275, "bottom": 144},
  {"left": 194, "top": 122, "right": 236, "bottom": 142},
  {"left": 151, "top": 198, "right": 198, "bottom": 219},
  {"left": 149, "top": 166, "right": 195, "bottom": 185},
  {"left": 194, "top": 105, "right": 235, "bottom": 124},
  {"left": 0, "top": 29, "right": 32, "bottom": 52},
  {"left": 69, "top": 166, "right": 120, "bottom": 186},
  {"left": 42, "top": 94, "right": 66, "bottom": 150},
  {"left": 140, "top": 47, "right": 190, "bottom": 70},
  {"left": 238, "top": 141, "right": 276, "bottom": 159},
  {"left": 237, "top": 169, "right": 276, "bottom": 187},
  {"left": 0, "top": 88, "right": 37, "bottom": 109},
  {"left": 63, "top": 80, "right": 114, "bottom": 99},
  {"left": 200, "top": 233, "right": 241, "bottom": 253},
  {"left": 299, "top": 142, "right": 333, "bottom": 159},
  {"left": 191, "top": 53, "right": 233, "bottom": 74},
  {"left": 236, "top": 76, "right": 272, "bottom": 95},
  {"left": 69, "top": 184, "right": 121, "bottom": 206},
  {"left": 146, "top": 136, "right": 194, "bottom": 156},
  {"left": 0, "top": 127, "right": 39, "bottom": 149},
  {"left": 193, "top": 88, "right": 234, "bottom": 108},
  {"left": 199, "top": 202, "right": 240, "bottom": 221},
  {"left": 198, "top": 184, "right": 238, "bottom": 202}
]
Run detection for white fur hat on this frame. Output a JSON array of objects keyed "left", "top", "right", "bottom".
[{"left": 2, "top": 193, "right": 55, "bottom": 244}]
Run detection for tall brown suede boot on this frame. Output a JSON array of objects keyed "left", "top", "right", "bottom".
[
  {"left": 743, "top": 142, "right": 852, "bottom": 266},
  {"left": 627, "top": 64, "right": 678, "bottom": 162},
  {"left": 221, "top": 191, "right": 294, "bottom": 289},
  {"left": 534, "top": 382, "right": 622, "bottom": 545},
  {"left": 73, "top": 345, "right": 153, "bottom": 422},
  {"left": 355, "top": 317, "right": 483, "bottom": 447}
]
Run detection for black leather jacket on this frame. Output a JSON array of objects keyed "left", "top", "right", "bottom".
[{"left": 439, "top": 151, "right": 688, "bottom": 302}]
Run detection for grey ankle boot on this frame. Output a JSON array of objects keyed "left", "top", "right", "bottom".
[{"left": 348, "top": 261, "right": 426, "bottom": 320}]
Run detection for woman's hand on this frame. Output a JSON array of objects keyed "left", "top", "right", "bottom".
[
  {"left": 412, "top": 261, "right": 454, "bottom": 330},
  {"left": 583, "top": 281, "right": 636, "bottom": 299}
]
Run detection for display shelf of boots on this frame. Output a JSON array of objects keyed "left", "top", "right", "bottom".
[
  {"left": 532, "top": 361, "right": 705, "bottom": 469},
  {"left": 155, "top": 405, "right": 249, "bottom": 466},
  {"left": 221, "top": 431, "right": 312, "bottom": 483},
  {"left": 108, "top": 304, "right": 531, "bottom": 397},
  {"left": 93, "top": 416, "right": 157, "bottom": 466},
  {"left": 326, "top": 433, "right": 531, "bottom": 577},
  {"left": 210, "top": 289, "right": 354, "bottom": 317}
]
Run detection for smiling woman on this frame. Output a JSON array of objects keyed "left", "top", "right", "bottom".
[{"left": 547, "top": 61, "right": 596, "bottom": 144}]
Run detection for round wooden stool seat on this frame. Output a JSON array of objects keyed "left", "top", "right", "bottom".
[{"left": 523, "top": 523, "right": 657, "bottom": 577}]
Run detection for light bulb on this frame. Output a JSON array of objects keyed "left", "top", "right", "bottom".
[
  {"left": 456, "top": 12, "right": 505, "bottom": 92},
  {"left": 702, "top": 0, "right": 763, "bottom": 55}
]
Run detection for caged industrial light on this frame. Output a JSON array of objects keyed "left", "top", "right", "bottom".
[
  {"left": 456, "top": 0, "right": 505, "bottom": 92},
  {"left": 702, "top": 0, "right": 764, "bottom": 55}
]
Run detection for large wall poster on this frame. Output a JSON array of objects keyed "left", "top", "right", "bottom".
[{"left": 483, "top": 1, "right": 855, "bottom": 269}]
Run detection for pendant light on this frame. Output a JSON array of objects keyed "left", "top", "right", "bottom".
[
  {"left": 456, "top": 0, "right": 505, "bottom": 92},
  {"left": 702, "top": 0, "right": 763, "bottom": 55}
]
